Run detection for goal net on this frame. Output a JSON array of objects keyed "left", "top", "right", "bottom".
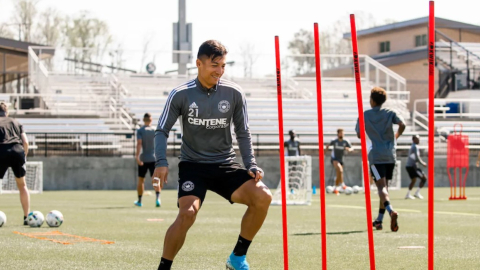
[
  {"left": 362, "top": 160, "right": 402, "bottom": 190},
  {"left": 1, "top": 162, "right": 43, "bottom": 194},
  {"left": 271, "top": 155, "right": 312, "bottom": 205}
]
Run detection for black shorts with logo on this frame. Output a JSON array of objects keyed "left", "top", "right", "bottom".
[
  {"left": 370, "top": 163, "right": 395, "bottom": 181},
  {"left": 138, "top": 162, "right": 155, "bottom": 178},
  {"left": 0, "top": 144, "right": 26, "bottom": 179},
  {"left": 178, "top": 161, "right": 252, "bottom": 205},
  {"left": 406, "top": 166, "right": 425, "bottom": 179}
]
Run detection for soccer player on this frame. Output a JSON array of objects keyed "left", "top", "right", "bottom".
[
  {"left": 329, "top": 128, "right": 353, "bottom": 195},
  {"left": 153, "top": 40, "right": 271, "bottom": 270},
  {"left": 0, "top": 102, "right": 30, "bottom": 225},
  {"left": 284, "top": 129, "right": 301, "bottom": 156},
  {"left": 134, "top": 113, "right": 160, "bottom": 207},
  {"left": 476, "top": 151, "right": 480, "bottom": 167},
  {"left": 405, "top": 135, "right": 427, "bottom": 199},
  {"left": 356, "top": 87, "right": 405, "bottom": 232}
]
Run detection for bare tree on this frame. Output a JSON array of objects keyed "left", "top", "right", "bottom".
[
  {"left": 287, "top": 29, "right": 315, "bottom": 75},
  {"left": 12, "top": 0, "right": 39, "bottom": 42},
  {"left": 140, "top": 34, "right": 153, "bottom": 73},
  {"left": 63, "top": 11, "right": 112, "bottom": 64},
  {"left": 0, "top": 23, "right": 15, "bottom": 39},
  {"left": 34, "top": 7, "right": 63, "bottom": 46},
  {"left": 239, "top": 43, "right": 259, "bottom": 78}
]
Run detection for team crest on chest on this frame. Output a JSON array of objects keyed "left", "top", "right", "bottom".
[{"left": 218, "top": 100, "right": 230, "bottom": 113}]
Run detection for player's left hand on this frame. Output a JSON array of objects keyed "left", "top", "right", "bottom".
[
  {"left": 248, "top": 167, "right": 264, "bottom": 182},
  {"left": 422, "top": 162, "right": 427, "bottom": 167}
]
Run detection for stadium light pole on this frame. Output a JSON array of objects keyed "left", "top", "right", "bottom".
[
  {"left": 350, "top": 14, "right": 376, "bottom": 270},
  {"left": 313, "top": 22, "right": 327, "bottom": 270},
  {"left": 428, "top": 1, "right": 435, "bottom": 269},
  {"left": 275, "top": 35, "right": 289, "bottom": 270}
]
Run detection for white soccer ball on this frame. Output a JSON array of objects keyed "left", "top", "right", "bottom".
[
  {"left": 326, "top": 186, "right": 334, "bottom": 194},
  {"left": 27, "top": 211, "right": 45, "bottom": 227},
  {"left": 352, "top": 185, "right": 360, "bottom": 194},
  {"left": 338, "top": 187, "right": 345, "bottom": 194},
  {"left": 46, "top": 210, "right": 64, "bottom": 227},
  {"left": 0, "top": 211, "right": 6, "bottom": 227},
  {"left": 345, "top": 187, "right": 354, "bottom": 195}
]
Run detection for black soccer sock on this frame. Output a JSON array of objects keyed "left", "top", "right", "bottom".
[
  {"left": 158, "top": 257, "right": 172, "bottom": 270},
  {"left": 377, "top": 208, "right": 386, "bottom": 221},
  {"left": 156, "top": 192, "right": 160, "bottom": 200},
  {"left": 233, "top": 235, "right": 252, "bottom": 256},
  {"left": 384, "top": 201, "right": 393, "bottom": 214},
  {"left": 138, "top": 195, "right": 142, "bottom": 203}
]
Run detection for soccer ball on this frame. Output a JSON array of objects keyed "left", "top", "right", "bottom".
[
  {"left": 338, "top": 186, "right": 345, "bottom": 194},
  {"left": 345, "top": 187, "right": 354, "bottom": 195},
  {"left": 0, "top": 211, "right": 6, "bottom": 227},
  {"left": 46, "top": 210, "right": 64, "bottom": 227},
  {"left": 27, "top": 211, "right": 45, "bottom": 227},
  {"left": 352, "top": 185, "right": 360, "bottom": 194},
  {"left": 326, "top": 186, "right": 334, "bottom": 194}
]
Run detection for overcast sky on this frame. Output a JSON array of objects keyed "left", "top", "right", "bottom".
[{"left": 1, "top": 0, "right": 479, "bottom": 74}]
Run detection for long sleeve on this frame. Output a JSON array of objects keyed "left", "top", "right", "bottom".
[
  {"left": 233, "top": 90, "right": 257, "bottom": 170},
  {"left": 155, "top": 90, "right": 182, "bottom": 167}
]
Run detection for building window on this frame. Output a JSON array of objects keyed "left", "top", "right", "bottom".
[
  {"left": 379, "top": 41, "right": 390, "bottom": 53},
  {"left": 415, "top": 34, "right": 427, "bottom": 47}
]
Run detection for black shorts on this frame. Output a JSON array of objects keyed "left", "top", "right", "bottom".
[
  {"left": 178, "top": 161, "right": 252, "bottom": 205},
  {"left": 138, "top": 162, "right": 155, "bottom": 178},
  {"left": 406, "top": 166, "right": 425, "bottom": 179},
  {"left": 0, "top": 144, "right": 26, "bottom": 179},
  {"left": 331, "top": 158, "right": 344, "bottom": 166},
  {"left": 370, "top": 163, "right": 395, "bottom": 181}
]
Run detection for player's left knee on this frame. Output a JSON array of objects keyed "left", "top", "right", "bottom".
[{"left": 252, "top": 188, "right": 272, "bottom": 209}]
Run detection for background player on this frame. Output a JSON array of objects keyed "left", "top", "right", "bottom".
[
  {"left": 356, "top": 87, "right": 405, "bottom": 232},
  {"left": 329, "top": 128, "right": 353, "bottom": 195},
  {"left": 0, "top": 102, "right": 30, "bottom": 225},
  {"left": 134, "top": 113, "right": 161, "bottom": 207},
  {"left": 284, "top": 129, "right": 301, "bottom": 156},
  {"left": 405, "top": 135, "right": 427, "bottom": 199}
]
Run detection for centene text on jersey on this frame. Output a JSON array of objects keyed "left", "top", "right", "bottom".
[{"left": 188, "top": 117, "right": 230, "bottom": 129}]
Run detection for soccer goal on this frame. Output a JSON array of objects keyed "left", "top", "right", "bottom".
[
  {"left": 1, "top": 162, "right": 43, "bottom": 194},
  {"left": 362, "top": 160, "right": 402, "bottom": 190},
  {"left": 271, "top": 155, "right": 312, "bottom": 205}
]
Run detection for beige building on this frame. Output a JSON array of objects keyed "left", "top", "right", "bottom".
[{"left": 343, "top": 17, "right": 480, "bottom": 111}]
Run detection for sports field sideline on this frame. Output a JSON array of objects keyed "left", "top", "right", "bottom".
[{"left": 1, "top": 188, "right": 479, "bottom": 269}]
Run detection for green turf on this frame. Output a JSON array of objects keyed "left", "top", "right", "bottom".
[{"left": 1, "top": 188, "right": 479, "bottom": 269}]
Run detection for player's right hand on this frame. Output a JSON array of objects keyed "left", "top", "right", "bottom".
[
  {"left": 153, "top": 167, "right": 168, "bottom": 190},
  {"left": 136, "top": 157, "right": 144, "bottom": 166}
]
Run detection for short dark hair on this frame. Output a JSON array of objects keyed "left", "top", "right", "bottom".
[
  {"left": 370, "top": 87, "right": 387, "bottom": 106},
  {"left": 0, "top": 102, "right": 7, "bottom": 116},
  {"left": 337, "top": 128, "right": 344, "bottom": 134},
  {"left": 143, "top": 113, "right": 151, "bottom": 119},
  {"left": 197, "top": 40, "right": 228, "bottom": 60}
]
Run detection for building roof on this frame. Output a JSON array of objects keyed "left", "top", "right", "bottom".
[
  {"left": 343, "top": 17, "right": 480, "bottom": 39},
  {"left": 0, "top": 37, "right": 51, "bottom": 56}
]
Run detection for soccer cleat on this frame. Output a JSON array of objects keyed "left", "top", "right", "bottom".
[
  {"left": 372, "top": 220, "right": 383, "bottom": 230},
  {"left": 156, "top": 199, "right": 161, "bottom": 207},
  {"left": 226, "top": 252, "right": 250, "bottom": 270},
  {"left": 414, "top": 193, "right": 424, "bottom": 199},
  {"left": 405, "top": 194, "right": 416, "bottom": 200},
  {"left": 134, "top": 201, "right": 143, "bottom": 207},
  {"left": 24, "top": 218, "right": 28, "bottom": 226},
  {"left": 390, "top": 211, "right": 399, "bottom": 232}
]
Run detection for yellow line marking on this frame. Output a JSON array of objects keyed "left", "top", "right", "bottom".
[
  {"left": 435, "top": 211, "right": 480, "bottom": 217},
  {"left": 328, "top": 205, "right": 365, "bottom": 210},
  {"left": 328, "top": 205, "right": 479, "bottom": 216}
]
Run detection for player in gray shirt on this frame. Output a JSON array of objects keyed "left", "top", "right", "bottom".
[
  {"left": 329, "top": 128, "right": 353, "bottom": 195},
  {"left": 356, "top": 87, "right": 405, "bottom": 232},
  {"left": 153, "top": 40, "right": 270, "bottom": 270},
  {"left": 405, "top": 135, "right": 427, "bottom": 199},
  {"left": 134, "top": 113, "right": 161, "bottom": 207}
]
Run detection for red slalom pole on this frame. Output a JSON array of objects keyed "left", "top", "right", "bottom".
[
  {"left": 350, "top": 14, "right": 376, "bottom": 270},
  {"left": 313, "top": 22, "right": 327, "bottom": 270},
  {"left": 428, "top": 1, "right": 435, "bottom": 269},
  {"left": 275, "top": 35, "right": 289, "bottom": 270}
]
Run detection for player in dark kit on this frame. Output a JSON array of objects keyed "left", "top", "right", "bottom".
[
  {"left": 329, "top": 128, "right": 353, "bottom": 195},
  {"left": 153, "top": 40, "right": 271, "bottom": 270},
  {"left": 356, "top": 87, "right": 405, "bottom": 232},
  {"left": 134, "top": 113, "right": 161, "bottom": 207},
  {"left": 0, "top": 103, "right": 30, "bottom": 225},
  {"left": 284, "top": 129, "right": 301, "bottom": 156},
  {"left": 405, "top": 135, "right": 427, "bottom": 199}
]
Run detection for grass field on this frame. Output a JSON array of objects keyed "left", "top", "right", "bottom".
[{"left": 1, "top": 187, "right": 480, "bottom": 269}]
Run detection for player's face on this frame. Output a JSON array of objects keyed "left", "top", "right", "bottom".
[
  {"left": 413, "top": 137, "right": 420, "bottom": 144},
  {"left": 144, "top": 117, "right": 152, "bottom": 125},
  {"left": 338, "top": 131, "right": 344, "bottom": 139},
  {"left": 197, "top": 56, "right": 226, "bottom": 88}
]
